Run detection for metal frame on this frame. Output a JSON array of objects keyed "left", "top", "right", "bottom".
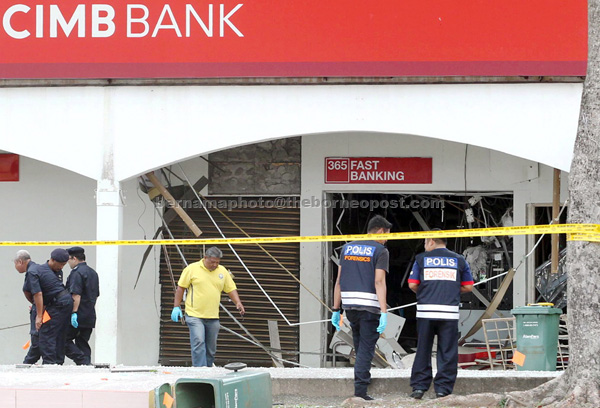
[{"left": 481, "top": 317, "right": 516, "bottom": 370}]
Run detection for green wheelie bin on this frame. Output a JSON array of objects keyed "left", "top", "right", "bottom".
[
  {"left": 174, "top": 362, "right": 272, "bottom": 408},
  {"left": 511, "top": 304, "right": 562, "bottom": 371}
]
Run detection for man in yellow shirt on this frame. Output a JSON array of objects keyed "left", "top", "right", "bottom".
[{"left": 171, "top": 247, "right": 245, "bottom": 367}]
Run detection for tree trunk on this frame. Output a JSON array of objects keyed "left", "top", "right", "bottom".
[
  {"left": 508, "top": 1, "right": 600, "bottom": 406},
  {"left": 557, "top": 0, "right": 600, "bottom": 403}
]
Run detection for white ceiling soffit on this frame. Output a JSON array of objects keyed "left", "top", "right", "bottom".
[{"left": 0, "top": 83, "right": 582, "bottom": 181}]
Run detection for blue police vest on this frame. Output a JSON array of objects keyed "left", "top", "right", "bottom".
[
  {"left": 410, "top": 248, "right": 472, "bottom": 320},
  {"left": 339, "top": 240, "right": 387, "bottom": 312}
]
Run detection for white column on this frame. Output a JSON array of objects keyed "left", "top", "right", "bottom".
[
  {"left": 94, "top": 178, "right": 122, "bottom": 365},
  {"left": 299, "top": 136, "right": 328, "bottom": 367},
  {"left": 299, "top": 218, "right": 325, "bottom": 367}
]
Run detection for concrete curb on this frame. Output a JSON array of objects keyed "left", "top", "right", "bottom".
[{"left": 272, "top": 373, "right": 558, "bottom": 404}]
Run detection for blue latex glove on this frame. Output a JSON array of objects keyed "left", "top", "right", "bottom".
[
  {"left": 171, "top": 306, "right": 182, "bottom": 322},
  {"left": 71, "top": 313, "right": 78, "bottom": 328},
  {"left": 377, "top": 313, "right": 387, "bottom": 334},
  {"left": 331, "top": 311, "right": 341, "bottom": 331}
]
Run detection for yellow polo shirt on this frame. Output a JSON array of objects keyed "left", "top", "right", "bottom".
[{"left": 177, "top": 259, "right": 237, "bottom": 319}]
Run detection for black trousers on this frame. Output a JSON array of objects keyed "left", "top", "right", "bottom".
[
  {"left": 410, "top": 318, "right": 459, "bottom": 395},
  {"left": 66, "top": 327, "right": 93, "bottom": 365},
  {"left": 39, "top": 296, "right": 73, "bottom": 365},
  {"left": 23, "top": 306, "right": 41, "bottom": 364},
  {"left": 346, "top": 310, "right": 380, "bottom": 397}
]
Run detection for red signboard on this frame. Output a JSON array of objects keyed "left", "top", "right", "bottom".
[
  {"left": 0, "top": 0, "right": 587, "bottom": 79},
  {"left": 0, "top": 154, "right": 19, "bottom": 181},
  {"left": 325, "top": 157, "right": 432, "bottom": 184}
]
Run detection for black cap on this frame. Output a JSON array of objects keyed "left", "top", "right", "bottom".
[
  {"left": 68, "top": 247, "right": 85, "bottom": 256},
  {"left": 50, "top": 248, "right": 69, "bottom": 263}
]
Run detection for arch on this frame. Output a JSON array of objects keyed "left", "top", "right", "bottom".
[
  {"left": 0, "top": 83, "right": 582, "bottom": 181},
  {"left": 0, "top": 87, "right": 105, "bottom": 180}
]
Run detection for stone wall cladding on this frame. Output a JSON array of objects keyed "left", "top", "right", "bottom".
[{"left": 208, "top": 137, "right": 301, "bottom": 195}]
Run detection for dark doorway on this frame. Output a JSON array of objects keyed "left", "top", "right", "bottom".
[{"left": 327, "top": 192, "right": 513, "bottom": 353}]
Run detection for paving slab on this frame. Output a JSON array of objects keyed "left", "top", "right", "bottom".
[{"left": 0, "top": 365, "right": 561, "bottom": 407}]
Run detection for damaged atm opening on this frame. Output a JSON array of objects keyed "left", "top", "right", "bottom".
[
  {"left": 327, "top": 192, "right": 514, "bottom": 356},
  {"left": 532, "top": 205, "right": 568, "bottom": 310}
]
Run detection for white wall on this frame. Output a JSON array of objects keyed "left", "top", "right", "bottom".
[
  {"left": 117, "top": 177, "right": 162, "bottom": 365},
  {"left": 0, "top": 157, "right": 160, "bottom": 365},
  {"left": 299, "top": 132, "right": 569, "bottom": 366}
]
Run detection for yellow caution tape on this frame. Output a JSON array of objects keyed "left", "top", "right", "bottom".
[
  {"left": 0, "top": 224, "right": 598, "bottom": 247},
  {"left": 568, "top": 233, "right": 600, "bottom": 243}
]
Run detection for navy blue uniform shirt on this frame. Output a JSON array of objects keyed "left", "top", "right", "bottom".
[
  {"left": 66, "top": 262, "right": 100, "bottom": 328},
  {"left": 22, "top": 261, "right": 37, "bottom": 294},
  {"left": 27, "top": 262, "right": 67, "bottom": 305}
]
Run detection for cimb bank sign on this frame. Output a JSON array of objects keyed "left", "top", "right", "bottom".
[
  {"left": 0, "top": 0, "right": 587, "bottom": 79},
  {"left": 2, "top": 3, "right": 243, "bottom": 38}
]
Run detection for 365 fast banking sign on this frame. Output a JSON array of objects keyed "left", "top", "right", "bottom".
[{"left": 0, "top": 0, "right": 587, "bottom": 79}]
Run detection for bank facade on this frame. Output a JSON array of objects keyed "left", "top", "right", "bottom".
[{"left": 0, "top": 1, "right": 586, "bottom": 366}]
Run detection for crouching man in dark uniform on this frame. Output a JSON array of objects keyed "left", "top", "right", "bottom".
[
  {"left": 408, "top": 232, "right": 473, "bottom": 399},
  {"left": 65, "top": 246, "right": 100, "bottom": 365},
  {"left": 28, "top": 248, "right": 73, "bottom": 365},
  {"left": 331, "top": 215, "right": 392, "bottom": 401}
]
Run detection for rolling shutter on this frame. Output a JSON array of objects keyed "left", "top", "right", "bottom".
[{"left": 158, "top": 197, "right": 300, "bottom": 367}]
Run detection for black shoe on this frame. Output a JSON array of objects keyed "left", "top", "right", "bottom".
[
  {"left": 436, "top": 392, "right": 449, "bottom": 398},
  {"left": 410, "top": 389, "right": 425, "bottom": 400},
  {"left": 355, "top": 395, "right": 375, "bottom": 401}
]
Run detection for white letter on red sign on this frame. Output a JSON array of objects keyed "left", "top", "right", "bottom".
[
  {"left": 127, "top": 5, "right": 149, "bottom": 38},
  {"left": 92, "top": 5, "right": 115, "bottom": 38},
  {"left": 220, "top": 4, "right": 243, "bottom": 37},
  {"left": 152, "top": 5, "right": 182, "bottom": 37},
  {"left": 36, "top": 5, "right": 43, "bottom": 38},
  {"left": 186, "top": 4, "right": 213, "bottom": 37},
  {"left": 50, "top": 5, "right": 85, "bottom": 38},
  {"left": 3, "top": 5, "right": 30, "bottom": 39}
]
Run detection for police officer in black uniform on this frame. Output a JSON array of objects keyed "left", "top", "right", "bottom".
[
  {"left": 331, "top": 215, "right": 392, "bottom": 401},
  {"left": 28, "top": 248, "right": 73, "bottom": 365},
  {"left": 408, "top": 233, "right": 474, "bottom": 399},
  {"left": 65, "top": 247, "right": 100, "bottom": 365},
  {"left": 14, "top": 250, "right": 41, "bottom": 364}
]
